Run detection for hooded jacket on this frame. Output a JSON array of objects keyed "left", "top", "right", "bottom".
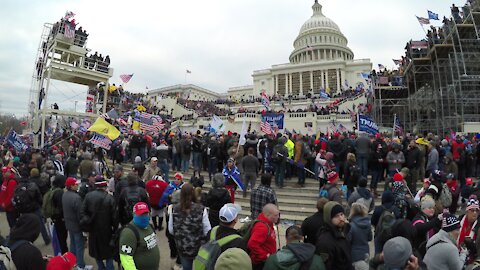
[
  {"left": 205, "top": 187, "right": 231, "bottom": 227},
  {"left": 9, "top": 213, "right": 46, "bottom": 270},
  {"left": 347, "top": 187, "right": 374, "bottom": 212},
  {"left": 347, "top": 215, "right": 372, "bottom": 262},
  {"left": 423, "top": 229, "right": 466, "bottom": 270},
  {"left": 315, "top": 202, "right": 353, "bottom": 270},
  {"left": 263, "top": 241, "right": 326, "bottom": 270}
]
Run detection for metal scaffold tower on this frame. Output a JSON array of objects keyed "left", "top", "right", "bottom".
[
  {"left": 28, "top": 17, "right": 113, "bottom": 148},
  {"left": 375, "top": 1, "right": 480, "bottom": 135}
]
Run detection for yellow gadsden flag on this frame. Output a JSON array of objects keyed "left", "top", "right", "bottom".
[{"left": 88, "top": 117, "right": 120, "bottom": 140}]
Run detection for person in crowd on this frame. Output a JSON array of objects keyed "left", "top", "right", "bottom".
[
  {"left": 405, "top": 140, "right": 421, "bottom": 193},
  {"left": 411, "top": 196, "right": 442, "bottom": 258},
  {"left": 155, "top": 139, "right": 170, "bottom": 182},
  {"left": 241, "top": 147, "right": 260, "bottom": 198},
  {"left": 79, "top": 152, "right": 94, "bottom": 179},
  {"left": 206, "top": 135, "right": 219, "bottom": 182},
  {"left": 294, "top": 134, "right": 308, "bottom": 187},
  {"left": 272, "top": 136, "right": 288, "bottom": 188},
  {"left": 51, "top": 175, "right": 69, "bottom": 254},
  {"left": 315, "top": 201, "right": 352, "bottom": 270},
  {"left": 192, "top": 130, "right": 204, "bottom": 172},
  {"left": 207, "top": 203, "right": 247, "bottom": 253},
  {"left": 132, "top": 156, "right": 146, "bottom": 179},
  {"left": 145, "top": 175, "right": 168, "bottom": 231},
  {"left": 457, "top": 195, "right": 479, "bottom": 260},
  {"left": 264, "top": 225, "right": 326, "bottom": 270},
  {"left": 355, "top": 133, "right": 370, "bottom": 177},
  {"left": 205, "top": 173, "right": 232, "bottom": 227},
  {"left": 426, "top": 142, "right": 439, "bottom": 177},
  {"left": 348, "top": 177, "right": 375, "bottom": 213},
  {"left": 81, "top": 176, "right": 117, "bottom": 270},
  {"left": 414, "top": 178, "right": 431, "bottom": 204},
  {"left": 180, "top": 135, "right": 192, "bottom": 173},
  {"left": 247, "top": 203, "right": 279, "bottom": 270},
  {"left": 168, "top": 183, "right": 211, "bottom": 270},
  {"left": 0, "top": 166, "right": 18, "bottom": 228},
  {"left": 423, "top": 213, "right": 468, "bottom": 270},
  {"left": 369, "top": 236, "right": 420, "bottom": 270},
  {"left": 119, "top": 202, "right": 160, "bottom": 270},
  {"left": 62, "top": 177, "right": 92, "bottom": 270},
  {"left": 214, "top": 248, "right": 252, "bottom": 270},
  {"left": 370, "top": 144, "right": 384, "bottom": 197},
  {"left": 344, "top": 153, "right": 360, "bottom": 198},
  {"left": 223, "top": 158, "right": 243, "bottom": 203},
  {"left": 371, "top": 190, "right": 401, "bottom": 254},
  {"left": 158, "top": 172, "right": 185, "bottom": 208},
  {"left": 118, "top": 172, "right": 149, "bottom": 226},
  {"left": 328, "top": 133, "right": 346, "bottom": 180},
  {"left": 111, "top": 165, "right": 127, "bottom": 202},
  {"left": 348, "top": 203, "right": 372, "bottom": 270},
  {"left": 301, "top": 198, "right": 328, "bottom": 245},
  {"left": 142, "top": 157, "right": 160, "bottom": 183},
  {"left": 79, "top": 171, "right": 96, "bottom": 200},
  {"left": 65, "top": 151, "right": 79, "bottom": 177},
  {"left": 320, "top": 171, "right": 343, "bottom": 203},
  {"left": 386, "top": 143, "right": 405, "bottom": 176},
  {"left": 250, "top": 173, "right": 277, "bottom": 220},
  {"left": 7, "top": 213, "right": 47, "bottom": 270}
]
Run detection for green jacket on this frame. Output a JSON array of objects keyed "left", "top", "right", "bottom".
[{"left": 263, "top": 241, "right": 326, "bottom": 270}]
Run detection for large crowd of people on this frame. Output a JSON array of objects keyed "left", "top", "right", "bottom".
[{"left": 1, "top": 124, "right": 480, "bottom": 269}]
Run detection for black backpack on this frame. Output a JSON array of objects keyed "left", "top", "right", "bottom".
[
  {"left": 190, "top": 171, "right": 205, "bottom": 188},
  {"left": 375, "top": 206, "right": 396, "bottom": 244},
  {"left": 12, "top": 181, "right": 36, "bottom": 213},
  {"left": 122, "top": 187, "right": 141, "bottom": 224},
  {"left": 183, "top": 143, "right": 192, "bottom": 155}
]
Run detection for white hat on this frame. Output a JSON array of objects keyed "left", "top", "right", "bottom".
[{"left": 219, "top": 203, "right": 242, "bottom": 223}]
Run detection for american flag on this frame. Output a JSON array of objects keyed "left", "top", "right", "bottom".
[
  {"left": 393, "top": 59, "right": 402, "bottom": 65},
  {"left": 64, "top": 24, "right": 75, "bottom": 40},
  {"left": 64, "top": 11, "right": 76, "bottom": 20},
  {"left": 378, "top": 64, "right": 385, "bottom": 70},
  {"left": 260, "top": 120, "right": 273, "bottom": 135},
  {"left": 261, "top": 90, "right": 270, "bottom": 108},
  {"left": 120, "top": 74, "right": 134, "bottom": 84},
  {"left": 416, "top": 16, "right": 430, "bottom": 25},
  {"left": 134, "top": 112, "right": 164, "bottom": 132},
  {"left": 394, "top": 114, "right": 404, "bottom": 135}
]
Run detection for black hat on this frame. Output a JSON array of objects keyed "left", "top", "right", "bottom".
[{"left": 330, "top": 204, "right": 344, "bottom": 219}]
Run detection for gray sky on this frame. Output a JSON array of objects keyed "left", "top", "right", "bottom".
[{"left": 0, "top": 0, "right": 465, "bottom": 116}]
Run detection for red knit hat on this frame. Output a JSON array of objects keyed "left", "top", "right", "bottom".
[{"left": 393, "top": 173, "right": 404, "bottom": 182}]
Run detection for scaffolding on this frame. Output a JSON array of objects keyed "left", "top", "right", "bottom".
[
  {"left": 29, "top": 18, "right": 113, "bottom": 148},
  {"left": 374, "top": 1, "right": 480, "bottom": 135}
]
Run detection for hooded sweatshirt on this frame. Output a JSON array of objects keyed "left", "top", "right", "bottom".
[
  {"left": 423, "top": 229, "right": 466, "bottom": 270},
  {"left": 315, "top": 202, "right": 353, "bottom": 270},
  {"left": 347, "top": 215, "right": 372, "bottom": 262},
  {"left": 9, "top": 213, "right": 46, "bottom": 270},
  {"left": 263, "top": 241, "right": 326, "bottom": 270},
  {"left": 347, "top": 187, "right": 374, "bottom": 212}
]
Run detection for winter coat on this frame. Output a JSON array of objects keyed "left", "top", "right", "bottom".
[
  {"left": 78, "top": 159, "right": 94, "bottom": 179},
  {"left": 62, "top": 189, "right": 83, "bottom": 233},
  {"left": 426, "top": 148, "right": 439, "bottom": 172},
  {"left": 205, "top": 187, "right": 231, "bottom": 227},
  {"left": 0, "top": 176, "right": 17, "bottom": 211},
  {"left": 347, "top": 187, "right": 374, "bottom": 212},
  {"left": 327, "top": 139, "right": 346, "bottom": 162},
  {"left": 405, "top": 147, "right": 421, "bottom": 169},
  {"left": 247, "top": 212, "right": 277, "bottom": 265},
  {"left": 264, "top": 241, "right": 326, "bottom": 270},
  {"left": 301, "top": 211, "right": 325, "bottom": 245},
  {"left": 355, "top": 136, "right": 370, "bottom": 156},
  {"left": 424, "top": 229, "right": 466, "bottom": 270},
  {"left": 65, "top": 157, "right": 79, "bottom": 177},
  {"left": 81, "top": 189, "right": 117, "bottom": 260},
  {"left": 315, "top": 202, "right": 353, "bottom": 270},
  {"left": 347, "top": 215, "right": 372, "bottom": 262},
  {"left": 145, "top": 179, "right": 168, "bottom": 210},
  {"left": 411, "top": 211, "right": 441, "bottom": 255},
  {"left": 386, "top": 151, "right": 405, "bottom": 172}
]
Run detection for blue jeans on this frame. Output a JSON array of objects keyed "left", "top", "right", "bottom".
[
  {"left": 371, "top": 169, "right": 382, "bottom": 189},
  {"left": 180, "top": 257, "right": 193, "bottom": 270},
  {"left": 95, "top": 258, "right": 114, "bottom": 270},
  {"left": 69, "top": 231, "right": 85, "bottom": 268},
  {"left": 357, "top": 154, "right": 369, "bottom": 177},
  {"left": 172, "top": 154, "right": 181, "bottom": 171},
  {"left": 208, "top": 158, "right": 217, "bottom": 181},
  {"left": 158, "top": 159, "right": 170, "bottom": 182},
  {"left": 297, "top": 165, "right": 306, "bottom": 185},
  {"left": 275, "top": 164, "right": 286, "bottom": 187},
  {"left": 181, "top": 159, "right": 189, "bottom": 173},
  {"left": 192, "top": 152, "right": 202, "bottom": 171}
]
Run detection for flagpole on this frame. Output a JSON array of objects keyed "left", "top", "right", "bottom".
[{"left": 392, "top": 114, "right": 396, "bottom": 139}]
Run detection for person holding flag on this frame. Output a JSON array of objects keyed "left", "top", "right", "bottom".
[{"left": 222, "top": 158, "right": 244, "bottom": 203}]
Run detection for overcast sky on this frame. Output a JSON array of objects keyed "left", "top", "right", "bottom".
[{"left": 0, "top": 0, "right": 465, "bottom": 116}]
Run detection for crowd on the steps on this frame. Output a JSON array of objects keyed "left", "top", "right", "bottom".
[{"left": 2, "top": 127, "right": 480, "bottom": 270}]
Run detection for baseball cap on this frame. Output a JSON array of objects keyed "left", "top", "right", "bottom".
[
  {"left": 133, "top": 202, "right": 150, "bottom": 216},
  {"left": 65, "top": 177, "right": 80, "bottom": 188},
  {"left": 466, "top": 177, "right": 473, "bottom": 185},
  {"left": 174, "top": 172, "right": 183, "bottom": 180},
  {"left": 219, "top": 203, "right": 242, "bottom": 223},
  {"left": 1, "top": 166, "right": 11, "bottom": 173},
  {"left": 151, "top": 157, "right": 158, "bottom": 162}
]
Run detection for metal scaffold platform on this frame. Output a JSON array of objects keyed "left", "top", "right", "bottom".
[{"left": 28, "top": 17, "right": 114, "bottom": 148}]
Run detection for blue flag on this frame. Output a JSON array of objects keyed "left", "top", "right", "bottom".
[
  {"left": 428, "top": 10, "right": 439, "bottom": 20},
  {"left": 6, "top": 130, "right": 28, "bottom": 152},
  {"left": 358, "top": 114, "right": 379, "bottom": 135}
]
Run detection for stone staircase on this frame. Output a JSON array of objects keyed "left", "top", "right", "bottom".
[{"left": 119, "top": 163, "right": 422, "bottom": 224}]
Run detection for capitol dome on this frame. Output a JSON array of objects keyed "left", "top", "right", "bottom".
[{"left": 289, "top": 0, "right": 354, "bottom": 64}]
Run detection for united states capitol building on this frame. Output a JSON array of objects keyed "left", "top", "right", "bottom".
[{"left": 148, "top": 1, "right": 372, "bottom": 134}]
